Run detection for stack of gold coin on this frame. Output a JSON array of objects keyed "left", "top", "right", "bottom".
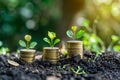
[
  {"left": 20, "top": 49, "right": 36, "bottom": 63},
  {"left": 43, "top": 47, "right": 59, "bottom": 64},
  {"left": 67, "top": 41, "right": 83, "bottom": 59}
]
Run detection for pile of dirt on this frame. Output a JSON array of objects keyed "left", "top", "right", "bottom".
[{"left": 0, "top": 51, "right": 120, "bottom": 80}]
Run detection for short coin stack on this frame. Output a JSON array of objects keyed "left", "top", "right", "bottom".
[{"left": 20, "top": 49, "right": 36, "bottom": 63}]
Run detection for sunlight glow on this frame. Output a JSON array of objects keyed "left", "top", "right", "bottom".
[
  {"left": 111, "top": 3, "right": 120, "bottom": 17},
  {"left": 76, "top": 17, "right": 85, "bottom": 26},
  {"left": 94, "top": 0, "right": 112, "bottom": 5}
]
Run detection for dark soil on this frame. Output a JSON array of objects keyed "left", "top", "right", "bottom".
[{"left": 0, "top": 51, "right": 120, "bottom": 80}]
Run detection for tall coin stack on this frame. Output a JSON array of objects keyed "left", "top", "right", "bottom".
[{"left": 67, "top": 41, "right": 83, "bottom": 59}]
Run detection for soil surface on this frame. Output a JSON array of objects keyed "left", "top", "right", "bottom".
[{"left": 0, "top": 51, "right": 120, "bottom": 80}]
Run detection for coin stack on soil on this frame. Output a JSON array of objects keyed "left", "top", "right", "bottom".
[
  {"left": 20, "top": 49, "right": 36, "bottom": 63},
  {"left": 67, "top": 41, "right": 83, "bottom": 59},
  {"left": 43, "top": 47, "right": 59, "bottom": 64}
]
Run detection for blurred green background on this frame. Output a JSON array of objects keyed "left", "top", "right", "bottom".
[{"left": 0, "top": 0, "right": 120, "bottom": 52}]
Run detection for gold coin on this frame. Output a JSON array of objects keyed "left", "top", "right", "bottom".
[{"left": 7, "top": 60, "right": 19, "bottom": 67}]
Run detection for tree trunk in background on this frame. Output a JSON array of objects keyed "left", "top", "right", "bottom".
[{"left": 57, "top": 0, "right": 85, "bottom": 40}]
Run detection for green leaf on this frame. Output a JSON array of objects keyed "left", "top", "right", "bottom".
[
  {"left": 19, "top": 40, "right": 26, "bottom": 47},
  {"left": 76, "top": 30, "right": 84, "bottom": 39},
  {"left": 78, "top": 66, "right": 82, "bottom": 71},
  {"left": 30, "top": 42, "right": 37, "bottom": 48},
  {"left": 71, "top": 67, "right": 75, "bottom": 72},
  {"left": 54, "top": 38, "right": 60, "bottom": 45},
  {"left": 82, "top": 71, "right": 87, "bottom": 75},
  {"left": 48, "top": 31, "right": 56, "bottom": 40},
  {"left": 113, "top": 45, "right": 120, "bottom": 51},
  {"left": 66, "top": 30, "right": 73, "bottom": 39},
  {"left": 111, "top": 35, "right": 119, "bottom": 42},
  {"left": 83, "top": 19, "right": 89, "bottom": 27},
  {"left": 43, "top": 37, "right": 50, "bottom": 44}
]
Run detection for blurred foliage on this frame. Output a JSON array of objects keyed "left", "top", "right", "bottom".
[
  {"left": 0, "top": 0, "right": 120, "bottom": 52},
  {"left": 0, "top": 47, "right": 10, "bottom": 56},
  {"left": 107, "top": 35, "right": 120, "bottom": 52},
  {"left": 0, "top": 0, "right": 61, "bottom": 51},
  {"left": 79, "top": 18, "right": 120, "bottom": 52},
  {"left": 78, "top": 19, "right": 105, "bottom": 53}
]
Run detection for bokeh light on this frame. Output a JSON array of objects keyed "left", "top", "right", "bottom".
[{"left": 26, "top": 19, "right": 36, "bottom": 29}]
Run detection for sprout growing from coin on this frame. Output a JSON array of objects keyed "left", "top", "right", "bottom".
[
  {"left": 66, "top": 26, "right": 85, "bottom": 40},
  {"left": 19, "top": 35, "right": 37, "bottom": 49},
  {"left": 43, "top": 31, "right": 60, "bottom": 48}
]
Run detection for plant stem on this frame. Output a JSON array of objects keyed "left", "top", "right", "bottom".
[
  {"left": 51, "top": 39, "right": 54, "bottom": 48},
  {"left": 73, "top": 31, "right": 76, "bottom": 40},
  {"left": 26, "top": 41, "right": 29, "bottom": 49}
]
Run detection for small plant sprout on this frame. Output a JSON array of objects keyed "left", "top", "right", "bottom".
[
  {"left": 43, "top": 31, "right": 60, "bottom": 48},
  {"left": 71, "top": 66, "right": 87, "bottom": 76},
  {"left": 58, "top": 65, "right": 66, "bottom": 70},
  {"left": 19, "top": 35, "right": 37, "bottom": 49},
  {"left": 58, "top": 64, "right": 70, "bottom": 70},
  {"left": 93, "top": 51, "right": 102, "bottom": 61},
  {"left": 66, "top": 26, "right": 84, "bottom": 40}
]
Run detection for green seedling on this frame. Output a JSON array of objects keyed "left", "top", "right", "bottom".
[
  {"left": 66, "top": 26, "right": 84, "bottom": 40},
  {"left": 81, "top": 19, "right": 105, "bottom": 60},
  {"left": 83, "top": 33, "right": 105, "bottom": 61},
  {"left": 71, "top": 66, "right": 87, "bottom": 76},
  {"left": 84, "top": 33, "right": 105, "bottom": 50},
  {"left": 58, "top": 65, "right": 66, "bottom": 70},
  {"left": 19, "top": 35, "right": 37, "bottom": 49},
  {"left": 43, "top": 31, "right": 60, "bottom": 48},
  {"left": 94, "top": 51, "right": 102, "bottom": 61},
  {"left": 58, "top": 64, "right": 70, "bottom": 70}
]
